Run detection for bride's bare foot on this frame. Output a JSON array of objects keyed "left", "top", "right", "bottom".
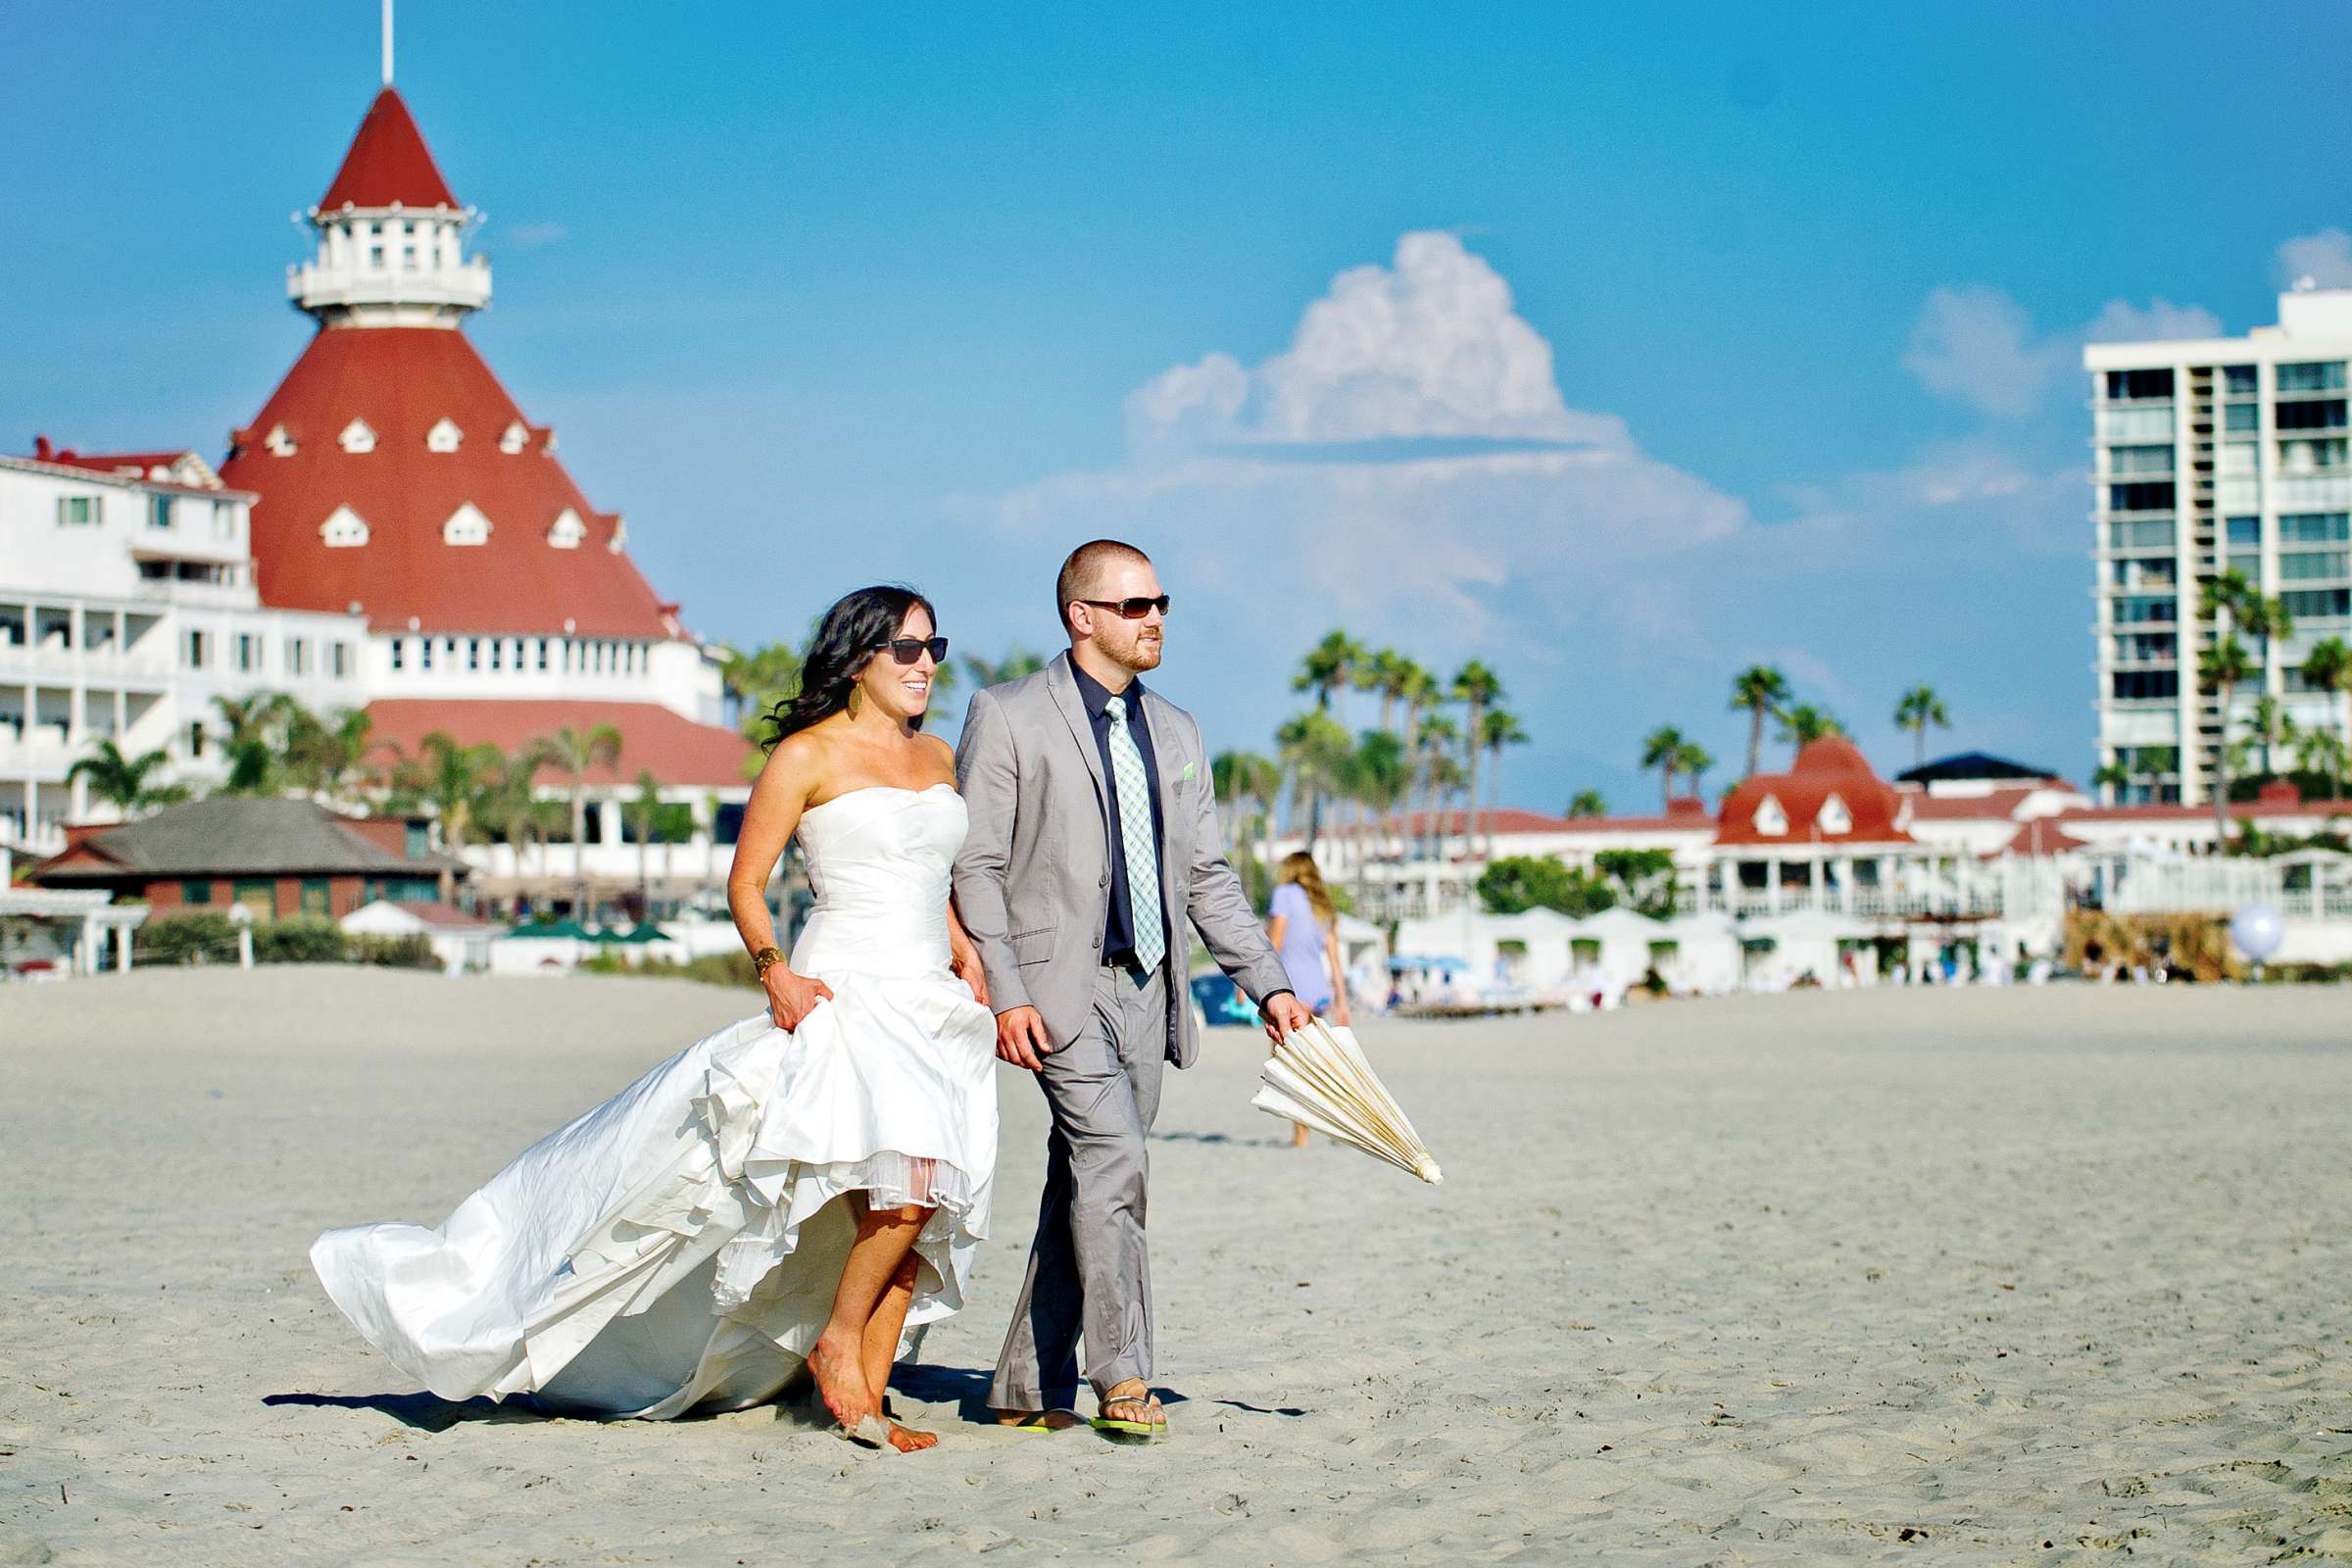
[
  {"left": 807, "top": 1329, "right": 875, "bottom": 1427},
  {"left": 884, "top": 1418, "right": 939, "bottom": 1452}
]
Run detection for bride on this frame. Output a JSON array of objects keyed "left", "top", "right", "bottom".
[{"left": 310, "top": 587, "right": 997, "bottom": 1451}]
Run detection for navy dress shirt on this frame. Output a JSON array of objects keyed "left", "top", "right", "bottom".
[{"left": 1066, "top": 653, "right": 1168, "bottom": 968}]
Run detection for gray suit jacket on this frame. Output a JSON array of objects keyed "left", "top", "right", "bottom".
[{"left": 952, "top": 656, "right": 1293, "bottom": 1068}]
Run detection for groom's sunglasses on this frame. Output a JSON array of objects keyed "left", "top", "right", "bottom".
[
  {"left": 1077, "top": 595, "right": 1173, "bottom": 619},
  {"left": 872, "top": 636, "right": 949, "bottom": 665}
]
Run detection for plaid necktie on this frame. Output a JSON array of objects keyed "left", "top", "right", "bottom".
[{"left": 1103, "top": 695, "right": 1165, "bottom": 971}]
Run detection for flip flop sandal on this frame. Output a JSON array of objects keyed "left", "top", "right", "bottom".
[
  {"left": 1003, "top": 1408, "right": 1083, "bottom": 1436},
  {"left": 1091, "top": 1396, "right": 1168, "bottom": 1443}
]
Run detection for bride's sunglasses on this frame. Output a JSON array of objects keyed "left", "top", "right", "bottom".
[
  {"left": 872, "top": 636, "right": 949, "bottom": 665},
  {"left": 1077, "top": 595, "right": 1173, "bottom": 619}
]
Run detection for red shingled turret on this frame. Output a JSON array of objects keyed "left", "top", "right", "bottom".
[{"left": 318, "top": 87, "right": 459, "bottom": 211}]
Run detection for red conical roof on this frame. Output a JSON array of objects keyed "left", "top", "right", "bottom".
[
  {"left": 219, "top": 326, "right": 674, "bottom": 639},
  {"left": 318, "top": 88, "right": 459, "bottom": 210}
]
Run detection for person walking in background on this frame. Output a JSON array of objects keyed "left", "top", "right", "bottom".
[{"left": 1266, "top": 851, "right": 1348, "bottom": 1150}]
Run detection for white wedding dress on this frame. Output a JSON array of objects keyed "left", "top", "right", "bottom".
[{"left": 310, "top": 783, "right": 998, "bottom": 1419}]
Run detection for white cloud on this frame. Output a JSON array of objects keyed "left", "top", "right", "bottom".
[
  {"left": 2278, "top": 228, "right": 2352, "bottom": 289},
  {"left": 506, "top": 220, "right": 569, "bottom": 249},
  {"left": 1901, "top": 285, "right": 2062, "bottom": 418},
  {"left": 2082, "top": 297, "right": 2223, "bottom": 344},
  {"left": 993, "top": 231, "right": 1747, "bottom": 634},
  {"left": 1906, "top": 286, "right": 2226, "bottom": 416}
]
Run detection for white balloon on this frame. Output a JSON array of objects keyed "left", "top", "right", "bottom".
[{"left": 2230, "top": 905, "right": 2285, "bottom": 961}]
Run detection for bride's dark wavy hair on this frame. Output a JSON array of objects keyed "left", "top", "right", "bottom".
[{"left": 760, "top": 585, "right": 939, "bottom": 753}]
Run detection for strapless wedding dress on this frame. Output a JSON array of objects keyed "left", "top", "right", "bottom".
[{"left": 310, "top": 784, "right": 998, "bottom": 1419}]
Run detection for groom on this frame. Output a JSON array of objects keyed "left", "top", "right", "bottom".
[{"left": 953, "top": 538, "right": 1309, "bottom": 1437}]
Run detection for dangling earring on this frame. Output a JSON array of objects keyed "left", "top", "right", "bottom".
[{"left": 846, "top": 685, "right": 863, "bottom": 717}]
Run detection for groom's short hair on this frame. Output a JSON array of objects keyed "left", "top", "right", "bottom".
[{"left": 1056, "top": 539, "right": 1152, "bottom": 635}]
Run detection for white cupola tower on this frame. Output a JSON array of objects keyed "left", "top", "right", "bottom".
[{"left": 287, "top": 85, "right": 490, "bottom": 328}]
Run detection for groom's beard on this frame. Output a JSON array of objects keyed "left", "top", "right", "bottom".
[{"left": 1099, "top": 627, "right": 1163, "bottom": 673}]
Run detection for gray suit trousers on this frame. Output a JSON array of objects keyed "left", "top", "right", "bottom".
[{"left": 991, "top": 961, "right": 1167, "bottom": 1409}]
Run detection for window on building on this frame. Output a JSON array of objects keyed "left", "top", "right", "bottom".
[
  {"left": 330, "top": 641, "right": 352, "bottom": 678},
  {"left": 213, "top": 499, "right": 234, "bottom": 539},
  {"left": 2110, "top": 669, "right": 2180, "bottom": 701},
  {"left": 2229, "top": 552, "right": 2262, "bottom": 581},
  {"left": 300, "top": 878, "right": 332, "bottom": 916},
  {"left": 2277, "top": 399, "right": 2349, "bottom": 431},
  {"left": 535, "top": 638, "right": 550, "bottom": 671},
  {"left": 713, "top": 803, "right": 746, "bottom": 845},
  {"left": 2104, "top": 368, "right": 2174, "bottom": 401},
  {"left": 368, "top": 243, "right": 385, "bottom": 268},
  {"left": 2107, "top": 517, "right": 2175, "bottom": 550},
  {"left": 2280, "top": 513, "right": 2351, "bottom": 543},
  {"left": 2112, "top": 595, "right": 2178, "bottom": 624},
  {"left": 2279, "top": 437, "right": 2348, "bottom": 473},
  {"left": 2105, "top": 444, "right": 2173, "bottom": 476},
  {"left": 2278, "top": 362, "right": 2348, "bottom": 394},
  {"left": 2227, "top": 516, "right": 2262, "bottom": 546},
  {"left": 285, "top": 638, "right": 310, "bottom": 676},
  {"left": 56, "top": 494, "right": 100, "bottom": 526},
  {"left": 2282, "top": 588, "right": 2352, "bottom": 619},
  {"left": 2225, "top": 403, "right": 2259, "bottom": 432},
  {"left": 418, "top": 637, "right": 434, "bottom": 671},
  {"left": 233, "top": 632, "right": 259, "bottom": 672},
  {"left": 148, "top": 494, "right": 172, "bottom": 529},
  {"left": 181, "top": 628, "right": 210, "bottom": 667},
  {"left": 389, "top": 638, "right": 406, "bottom": 672},
  {"left": 405, "top": 821, "right": 429, "bottom": 858},
  {"left": 2221, "top": 441, "right": 2260, "bottom": 475},
  {"left": 2109, "top": 557, "right": 2177, "bottom": 588},
  {"left": 233, "top": 878, "right": 274, "bottom": 920},
  {"left": 187, "top": 719, "right": 207, "bottom": 758},
  {"left": 2111, "top": 632, "right": 2177, "bottom": 662},
  {"left": 2106, "top": 481, "right": 2175, "bottom": 513},
  {"left": 490, "top": 638, "right": 504, "bottom": 671},
  {"left": 2224, "top": 365, "right": 2257, "bottom": 396},
  {"left": 2280, "top": 552, "right": 2350, "bottom": 581},
  {"left": 466, "top": 637, "right": 481, "bottom": 671}
]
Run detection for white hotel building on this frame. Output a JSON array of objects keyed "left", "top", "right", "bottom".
[
  {"left": 2086, "top": 283, "right": 2352, "bottom": 806},
  {"left": 0, "top": 450, "right": 364, "bottom": 851}
]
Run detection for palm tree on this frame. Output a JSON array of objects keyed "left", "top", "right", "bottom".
[
  {"left": 1674, "top": 740, "right": 1715, "bottom": 807},
  {"left": 283, "top": 705, "right": 374, "bottom": 804},
  {"left": 1730, "top": 665, "right": 1791, "bottom": 778},
  {"left": 2092, "top": 760, "right": 2131, "bottom": 802},
  {"left": 1292, "top": 631, "right": 1366, "bottom": 844},
  {"left": 1564, "top": 789, "right": 1607, "bottom": 818},
  {"left": 1478, "top": 709, "right": 1530, "bottom": 861},
  {"left": 1212, "top": 749, "right": 1283, "bottom": 899},
  {"left": 1346, "top": 728, "right": 1411, "bottom": 902},
  {"left": 1356, "top": 648, "right": 1415, "bottom": 736},
  {"left": 2296, "top": 728, "right": 2349, "bottom": 801},
  {"left": 2301, "top": 638, "right": 2352, "bottom": 799},
  {"left": 65, "top": 739, "right": 183, "bottom": 813},
  {"left": 1450, "top": 661, "right": 1503, "bottom": 862},
  {"left": 211, "top": 691, "right": 299, "bottom": 795},
  {"left": 550, "top": 722, "right": 624, "bottom": 917},
  {"left": 1413, "top": 711, "right": 1460, "bottom": 866},
  {"left": 2244, "top": 696, "right": 2298, "bottom": 783},
  {"left": 1775, "top": 704, "right": 1845, "bottom": 755},
  {"left": 715, "top": 641, "right": 807, "bottom": 741},
  {"left": 1639, "top": 724, "right": 1688, "bottom": 810},
  {"left": 1892, "top": 685, "right": 1951, "bottom": 768},
  {"left": 473, "top": 738, "right": 563, "bottom": 909},
  {"left": 624, "top": 768, "right": 667, "bottom": 908},
  {"left": 2139, "top": 745, "right": 2179, "bottom": 803},
  {"left": 413, "top": 731, "right": 503, "bottom": 902},
  {"left": 1276, "top": 710, "right": 1353, "bottom": 854},
  {"left": 2198, "top": 634, "right": 2254, "bottom": 839}
]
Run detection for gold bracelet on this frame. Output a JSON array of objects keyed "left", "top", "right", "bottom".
[{"left": 752, "top": 946, "right": 786, "bottom": 979}]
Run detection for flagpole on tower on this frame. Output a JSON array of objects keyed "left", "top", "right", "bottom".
[{"left": 381, "top": 0, "right": 395, "bottom": 86}]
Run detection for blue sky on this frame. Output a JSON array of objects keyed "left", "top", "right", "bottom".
[{"left": 7, "top": 3, "right": 2351, "bottom": 811}]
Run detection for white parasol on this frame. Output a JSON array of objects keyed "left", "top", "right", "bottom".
[{"left": 1253, "top": 1019, "right": 1443, "bottom": 1184}]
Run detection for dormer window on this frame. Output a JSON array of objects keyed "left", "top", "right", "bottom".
[
  {"left": 339, "top": 418, "right": 376, "bottom": 455},
  {"left": 547, "top": 508, "right": 586, "bottom": 549},
  {"left": 441, "top": 503, "right": 492, "bottom": 546},
  {"left": 499, "top": 421, "right": 528, "bottom": 454},
  {"left": 265, "top": 424, "right": 297, "bottom": 457},
  {"left": 608, "top": 514, "right": 627, "bottom": 553},
  {"left": 1817, "top": 793, "right": 1852, "bottom": 835},
  {"left": 1753, "top": 793, "right": 1788, "bottom": 837},
  {"left": 426, "top": 417, "right": 463, "bottom": 453},
  {"left": 319, "top": 506, "right": 370, "bottom": 547}
]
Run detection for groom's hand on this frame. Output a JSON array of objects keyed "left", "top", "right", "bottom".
[
  {"left": 995, "top": 1005, "right": 1053, "bottom": 1072},
  {"left": 1261, "top": 991, "right": 1311, "bottom": 1048}
]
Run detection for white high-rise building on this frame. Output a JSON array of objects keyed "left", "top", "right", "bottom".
[
  {"left": 2085, "top": 283, "right": 2352, "bottom": 805},
  {"left": 0, "top": 447, "right": 366, "bottom": 851}
]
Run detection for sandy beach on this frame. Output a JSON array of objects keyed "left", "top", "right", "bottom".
[{"left": 3, "top": 969, "right": 2350, "bottom": 1564}]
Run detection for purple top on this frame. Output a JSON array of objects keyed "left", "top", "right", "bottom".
[{"left": 1270, "top": 882, "right": 1335, "bottom": 1009}]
